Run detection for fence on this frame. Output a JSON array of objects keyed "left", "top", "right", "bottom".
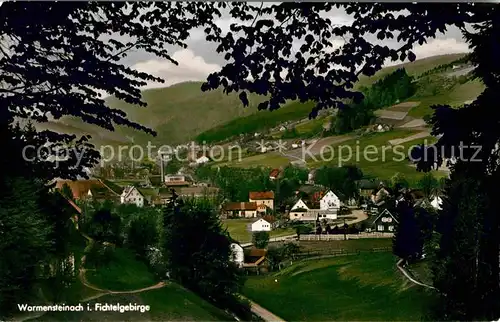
[
  {"left": 295, "top": 247, "right": 391, "bottom": 259},
  {"left": 298, "top": 232, "right": 394, "bottom": 241},
  {"left": 270, "top": 246, "right": 392, "bottom": 272}
]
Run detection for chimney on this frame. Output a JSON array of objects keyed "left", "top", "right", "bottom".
[{"left": 240, "top": 202, "right": 245, "bottom": 209}]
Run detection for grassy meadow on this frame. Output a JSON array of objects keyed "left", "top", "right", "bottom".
[{"left": 244, "top": 252, "right": 436, "bottom": 321}]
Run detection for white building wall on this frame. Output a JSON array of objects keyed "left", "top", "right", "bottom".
[
  {"left": 251, "top": 219, "right": 272, "bottom": 232},
  {"left": 320, "top": 191, "right": 340, "bottom": 210}
]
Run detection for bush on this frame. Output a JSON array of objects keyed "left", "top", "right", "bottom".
[{"left": 252, "top": 231, "right": 270, "bottom": 248}]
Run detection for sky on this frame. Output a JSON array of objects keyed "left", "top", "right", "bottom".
[{"left": 125, "top": 6, "right": 470, "bottom": 90}]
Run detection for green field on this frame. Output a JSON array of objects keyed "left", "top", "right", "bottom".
[
  {"left": 220, "top": 129, "right": 447, "bottom": 183},
  {"left": 306, "top": 130, "right": 446, "bottom": 183},
  {"left": 217, "top": 153, "right": 290, "bottom": 169},
  {"left": 244, "top": 252, "right": 436, "bottom": 321},
  {"left": 86, "top": 247, "right": 158, "bottom": 291},
  {"left": 356, "top": 53, "right": 466, "bottom": 88},
  {"left": 408, "top": 260, "right": 433, "bottom": 286},
  {"left": 196, "top": 101, "right": 316, "bottom": 144},
  {"left": 40, "top": 284, "right": 232, "bottom": 321},
  {"left": 55, "top": 81, "right": 268, "bottom": 147},
  {"left": 407, "top": 78, "right": 484, "bottom": 118},
  {"left": 223, "top": 219, "right": 295, "bottom": 243},
  {"left": 297, "top": 239, "right": 392, "bottom": 252}
]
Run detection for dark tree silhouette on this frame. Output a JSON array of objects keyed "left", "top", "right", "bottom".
[
  {"left": 1, "top": 2, "right": 223, "bottom": 180},
  {"left": 393, "top": 198, "right": 423, "bottom": 263}
]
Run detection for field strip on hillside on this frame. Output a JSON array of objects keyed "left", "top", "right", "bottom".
[
  {"left": 388, "top": 131, "right": 431, "bottom": 146},
  {"left": 398, "top": 119, "right": 426, "bottom": 128}
]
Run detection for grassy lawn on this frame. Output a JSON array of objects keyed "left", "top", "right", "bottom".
[
  {"left": 219, "top": 153, "right": 290, "bottom": 169},
  {"left": 40, "top": 284, "right": 231, "bottom": 321},
  {"left": 86, "top": 247, "right": 158, "bottom": 291},
  {"left": 244, "top": 252, "right": 436, "bottom": 321},
  {"left": 297, "top": 239, "right": 392, "bottom": 253},
  {"left": 306, "top": 130, "right": 446, "bottom": 184},
  {"left": 196, "top": 101, "right": 315, "bottom": 144},
  {"left": 407, "top": 78, "right": 485, "bottom": 118},
  {"left": 356, "top": 54, "right": 466, "bottom": 88},
  {"left": 223, "top": 219, "right": 295, "bottom": 243},
  {"left": 140, "top": 284, "right": 232, "bottom": 321},
  {"left": 408, "top": 260, "right": 433, "bottom": 286}
]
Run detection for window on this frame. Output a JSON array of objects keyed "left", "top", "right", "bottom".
[
  {"left": 388, "top": 225, "right": 394, "bottom": 231},
  {"left": 377, "top": 225, "right": 384, "bottom": 231}
]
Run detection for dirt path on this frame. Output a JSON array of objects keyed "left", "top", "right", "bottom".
[
  {"left": 241, "top": 296, "right": 286, "bottom": 322},
  {"left": 343, "top": 209, "right": 368, "bottom": 225},
  {"left": 396, "top": 259, "right": 436, "bottom": 290},
  {"left": 15, "top": 230, "right": 166, "bottom": 322},
  {"left": 388, "top": 130, "right": 431, "bottom": 146}
]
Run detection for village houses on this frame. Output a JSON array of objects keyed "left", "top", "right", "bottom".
[{"left": 289, "top": 190, "right": 340, "bottom": 221}]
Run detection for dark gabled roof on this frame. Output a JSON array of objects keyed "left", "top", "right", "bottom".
[
  {"left": 357, "top": 179, "right": 378, "bottom": 190},
  {"left": 372, "top": 209, "right": 399, "bottom": 225}
]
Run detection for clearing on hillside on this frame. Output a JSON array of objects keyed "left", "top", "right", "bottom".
[{"left": 244, "top": 252, "right": 436, "bottom": 321}]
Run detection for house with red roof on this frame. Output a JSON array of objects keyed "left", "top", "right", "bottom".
[
  {"left": 222, "top": 202, "right": 258, "bottom": 218},
  {"left": 249, "top": 191, "right": 275, "bottom": 211},
  {"left": 269, "top": 168, "right": 281, "bottom": 180}
]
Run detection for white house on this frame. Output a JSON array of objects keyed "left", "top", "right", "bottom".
[
  {"left": 320, "top": 190, "right": 340, "bottom": 211},
  {"left": 230, "top": 243, "right": 244, "bottom": 267},
  {"left": 307, "top": 171, "right": 315, "bottom": 184},
  {"left": 431, "top": 196, "right": 443, "bottom": 210},
  {"left": 289, "top": 197, "right": 337, "bottom": 221},
  {"left": 120, "top": 186, "right": 145, "bottom": 207},
  {"left": 196, "top": 156, "right": 210, "bottom": 164},
  {"left": 291, "top": 199, "right": 309, "bottom": 211},
  {"left": 251, "top": 218, "right": 272, "bottom": 232}
]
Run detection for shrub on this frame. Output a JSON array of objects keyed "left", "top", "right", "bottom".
[{"left": 252, "top": 231, "right": 270, "bottom": 248}]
